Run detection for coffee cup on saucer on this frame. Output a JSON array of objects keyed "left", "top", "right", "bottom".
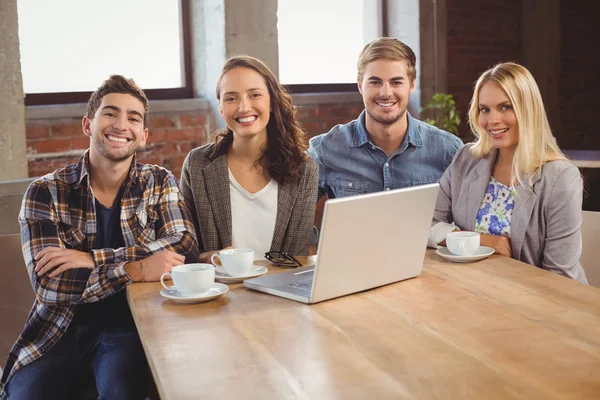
[
  {"left": 446, "top": 231, "right": 480, "bottom": 256},
  {"left": 160, "top": 263, "right": 215, "bottom": 295},
  {"left": 211, "top": 248, "right": 254, "bottom": 277}
]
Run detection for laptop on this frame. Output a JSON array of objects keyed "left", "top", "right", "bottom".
[{"left": 244, "top": 183, "right": 439, "bottom": 304}]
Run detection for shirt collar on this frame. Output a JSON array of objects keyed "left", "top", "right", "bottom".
[
  {"left": 351, "top": 111, "right": 370, "bottom": 147},
  {"left": 351, "top": 110, "right": 424, "bottom": 149},
  {"left": 405, "top": 113, "right": 424, "bottom": 148},
  {"left": 75, "top": 149, "right": 139, "bottom": 188}
]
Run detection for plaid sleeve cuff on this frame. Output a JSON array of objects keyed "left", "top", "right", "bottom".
[
  {"left": 113, "top": 262, "right": 132, "bottom": 285},
  {"left": 91, "top": 246, "right": 136, "bottom": 266},
  {"left": 92, "top": 248, "right": 116, "bottom": 265},
  {"left": 80, "top": 262, "right": 131, "bottom": 303}
]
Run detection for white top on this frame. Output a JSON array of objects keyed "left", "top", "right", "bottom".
[{"left": 229, "top": 169, "right": 278, "bottom": 260}]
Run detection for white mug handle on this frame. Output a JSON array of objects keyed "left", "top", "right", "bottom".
[
  {"left": 210, "top": 254, "right": 221, "bottom": 267},
  {"left": 160, "top": 272, "right": 173, "bottom": 289}
]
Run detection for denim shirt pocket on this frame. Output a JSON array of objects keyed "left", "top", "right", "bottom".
[{"left": 332, "top": 178, "right": 369, "bottom": 197}]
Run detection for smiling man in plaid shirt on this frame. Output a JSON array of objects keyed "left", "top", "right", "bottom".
[{"left": 0, "top": 76, "right": 200, "bottom": 399}]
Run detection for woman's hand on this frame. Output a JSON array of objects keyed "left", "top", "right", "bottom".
[
  {"left": 480, "top": 234, "right": 512, "bottom": 257},
  {"left": 199, "top": 246, "right": 233, "bottom": 264}
]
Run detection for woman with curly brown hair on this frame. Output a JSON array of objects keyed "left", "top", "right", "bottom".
[{"left": 181, "top": 55, "right": 318, "bottom": 263}]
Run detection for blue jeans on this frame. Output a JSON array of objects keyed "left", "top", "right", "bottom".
[{"left": 3, "top": 321, "right": 149, "bottom": 400}]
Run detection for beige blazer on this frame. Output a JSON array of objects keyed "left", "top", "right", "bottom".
[
  {"left": 435, "top": 143, "right": 587, "bottom": 283},
  {"left": 180, "top": 144, "right": 319, "bottom": 256}
]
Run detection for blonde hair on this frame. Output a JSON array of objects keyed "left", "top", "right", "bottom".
[
  {"left": 357, "top": 37, "right": 416, "bottom": 82},
  {"left": 468, "top": 62, "right": 566, "bottom": 187}
]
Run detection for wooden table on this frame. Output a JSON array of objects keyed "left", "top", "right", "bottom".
[{"left": 127, "top": 251, "right": 600, "bottom": 399}]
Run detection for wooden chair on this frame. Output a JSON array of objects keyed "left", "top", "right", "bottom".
[
  {"left": 0, "top": 234, "right": 34, "bottom": 370},
  {"left": 581, "top": 211, "right": 600, "bottom": 287},
  {"left": 0, "top": 179, "right": 34, "bottom": 236}
]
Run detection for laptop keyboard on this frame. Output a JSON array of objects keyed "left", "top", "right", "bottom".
[{"left": 286, "top": 278, "right": 313, "bottom": 291}]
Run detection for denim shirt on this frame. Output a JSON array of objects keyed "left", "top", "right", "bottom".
[{"left": 307, "top": 111, "right": 463, "bottom": 199}]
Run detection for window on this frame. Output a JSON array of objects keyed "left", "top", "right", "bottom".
[
  {"left": 277, "top": 0, "right": 387, "bottom": 92},
  {"left": 17, "top": 0, "right": 192, "bottom": 105}
]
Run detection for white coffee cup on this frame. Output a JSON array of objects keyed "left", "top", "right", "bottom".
[
  {"left": 446, "top": 231, "right": 480, "bottom": 256},
  {"left": 211, "top": 248, "right": 254, "bottom": 277},
  {"left": 160, "top": 263, "right": 215, "bottom": 295}
]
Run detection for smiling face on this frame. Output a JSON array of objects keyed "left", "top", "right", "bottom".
[
  {"left": 219, "top": 67, "right": 271, "bottom": 140},
  {"left": 477, "top": 81, "right": 519, "bottom": 151},
  {"left": 358, "top": 59, "right": 416, "bottom": 127},
  {"left": 82, "top": 93, "right": 148, "bottom": 163}
]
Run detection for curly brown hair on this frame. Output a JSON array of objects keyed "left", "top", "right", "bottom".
[
  {"left": 87, "top": 75, "right": 149, "bottom": 128},
  {"left": 211, "top": 55, "right": 308, "bottom": 186}
]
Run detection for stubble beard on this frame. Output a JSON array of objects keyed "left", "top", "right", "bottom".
[
  {"left": 366, "top": 106, "right": 407, "bottom": 126},
  {"left": 94, "top": 136, "right": 138, "bottom": 162}
]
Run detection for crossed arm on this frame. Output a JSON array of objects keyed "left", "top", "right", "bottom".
[{"left": 20, "top": 176, "right": 200, "bottom": 307}]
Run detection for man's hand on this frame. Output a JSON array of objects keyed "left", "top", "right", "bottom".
[
  {"left": 34, "top": 247, "right": 95, "bottom": 278},
  {"left": 480, "top": 234, "right": 512, "bottom": 257},
  {"left": 136, "top": 250, "right": 186, "bottom": 282}
]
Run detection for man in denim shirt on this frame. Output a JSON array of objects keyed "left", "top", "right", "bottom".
[{"left": 308, "top": 38, "right": 463, "bottom": 199}]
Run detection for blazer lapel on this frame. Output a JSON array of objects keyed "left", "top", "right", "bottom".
[
  {"left": 464, "top": 152, "right": 496, "bottom": 231},
  {"left": 270, "top": 180, "right": 300, "bottom": 251},
  {"left": 511, "top": 169, "right": 541, "bottom": 259},
  {"left": 203, "top": 155, "right": 232, "bottom": 248}
]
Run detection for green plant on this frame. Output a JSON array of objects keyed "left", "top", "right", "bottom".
[{"left": 420, "top": 93, "right": 461, "bottom": 135}]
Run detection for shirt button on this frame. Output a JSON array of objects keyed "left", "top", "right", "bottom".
[
  {"left": 384, "top": 163, "right": 389, "bottom": 168},
  {"left": 348, "top": 183, "right": 353, "bottom": 187}
]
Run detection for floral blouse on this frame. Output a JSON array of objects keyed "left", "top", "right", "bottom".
[{"left": 475, "top": 176, "right": 516, "bottom": 237}]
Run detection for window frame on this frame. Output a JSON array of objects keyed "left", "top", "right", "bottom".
[
  {"left": 23, "top": 0, "right": 193, "bottom": 106},
  {"left": 283, "top": 0, "right": 388, "bottom": 94}
]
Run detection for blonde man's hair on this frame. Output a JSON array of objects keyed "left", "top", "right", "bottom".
[
  {"left": 468, "top": 62, "right": 567, "bottom": 187},
  {"left": 357, "top": 37, "right": 417, "bottom": 82}
]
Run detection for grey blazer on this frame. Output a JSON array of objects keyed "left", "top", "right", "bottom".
[
  {"left": 435, "top": 143, "right": 587, "bottom": 283},
  {"left": 180, "top": 143, "right": 319, "bottom": 256}
]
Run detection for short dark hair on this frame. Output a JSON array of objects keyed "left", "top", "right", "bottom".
[{"left": 86, "top": 75, "right": 149, "bottom": 128}]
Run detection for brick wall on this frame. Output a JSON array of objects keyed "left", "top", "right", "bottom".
[
  {"left": 297, "top": 103, "right": 364, "bottom": 140},
  {"left": 559, "top": 2, "right": 600, "bottom": 150},
  {"left": 25, "top": 101, "right": 363, "bottom": 179},
  {"left": 27, "top": 113, "right": 208, "bottom": 179},
  {"left": 445, "top": 0, "right": 600, "bottom": 149},
  {"left": 446, "top": 0, "right": 522, "bottom": 140}
]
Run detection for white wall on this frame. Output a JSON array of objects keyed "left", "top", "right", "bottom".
[{"left": 387, "top": 0, "right": 421, "bottom": 116}]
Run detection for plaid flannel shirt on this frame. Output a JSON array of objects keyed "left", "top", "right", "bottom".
[{"left": 0, "top": 151, "right": 200, "bottom": 394}]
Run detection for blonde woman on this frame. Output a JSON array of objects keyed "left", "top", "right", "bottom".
[{"left": 429, "top": 62, "right": 587, "bottom": 283}]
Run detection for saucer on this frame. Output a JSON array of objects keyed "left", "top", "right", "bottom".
[
  {"left": 214, "top": 265, "right": 268, "bottom": 283},
  {"left": 436, "top": 246, "right": 495, "bottom": 263},
  {"left": 160, "top": 283, "right": 229, "bottom": 304}
]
